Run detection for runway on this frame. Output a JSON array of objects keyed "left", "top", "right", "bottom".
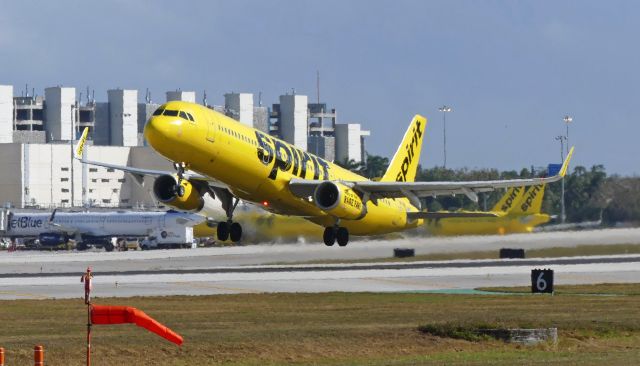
[
  {"left": 1, "top": 228, "right": 639, "bottom": 300},
  {"left": 0, "top": 229, "right": 640, "bottom": 299}
]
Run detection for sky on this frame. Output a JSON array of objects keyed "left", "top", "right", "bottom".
[{"left": 1, "top": 1, "right": 638, "bottom": 175}]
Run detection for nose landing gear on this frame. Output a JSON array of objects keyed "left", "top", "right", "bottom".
[{"left": 173, "top": 162, "right": 187, "bottom": 197}]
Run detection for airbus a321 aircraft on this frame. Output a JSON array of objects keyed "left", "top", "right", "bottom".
[
  {"left": 425, "top": 184, "right": 551, "bottom": 236},
  {"left": 74, "top": 101, "right": 573, "bottom": 246}
]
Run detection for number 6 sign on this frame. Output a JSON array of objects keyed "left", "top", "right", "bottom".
[{"left": 531, "top": 268, "right": 554, "bottom": 294}]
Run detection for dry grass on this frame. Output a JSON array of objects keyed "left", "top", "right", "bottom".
[{"left": 0, "top": 285, "right": 639, "bottom": 365}]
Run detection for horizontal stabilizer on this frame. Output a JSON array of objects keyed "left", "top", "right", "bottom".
[{"left": 407, "top": 211, "right": 499, "bottom": 220}]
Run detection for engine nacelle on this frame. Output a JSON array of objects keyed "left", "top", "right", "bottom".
[
  {"left": 38, "top": 233, "right": 68, "bottom": 246},
  {"left": 153, "top": 175, "right": 218, "bottom": 214},
  {"left": 313, "top": 181, "right": 366, "bottom": 220}
]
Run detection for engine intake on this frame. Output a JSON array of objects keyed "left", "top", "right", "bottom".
[
  {"left": 153, "top": 175, "right": 217, "bottom": 214},
  {"left": 313, "top": 181, "right": 366, "bottom": 220}
]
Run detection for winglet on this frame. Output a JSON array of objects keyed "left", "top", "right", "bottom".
[
  {"left": 49, "top": 208, "right": 57, "bottom": 223},
  {"left": 74, "top": 127, "right": 89, "bottom": 160},
  {"left": 559, "top": 146, "right": 574, "bottom": 177}
]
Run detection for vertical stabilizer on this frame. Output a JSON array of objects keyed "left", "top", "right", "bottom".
[
  {"left": 491, "top": 187, "right": 525, "bottom": 213},
  {"left": 381, "top": 115, "right": 427, "bottom": 183},
  {"left": 512, "top": 184, "right": 546, "bottom": 215}
]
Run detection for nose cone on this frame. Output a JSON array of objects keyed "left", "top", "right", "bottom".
[{"left": 144, "top": 116, "right": 167, "bottom": 148}]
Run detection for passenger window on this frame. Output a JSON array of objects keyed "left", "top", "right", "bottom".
[
  {"left": 179, "top": 111, "right": 189, "bottom": 120},
  {"left": 152, "top": 108, "right": 164, "bottom": 116},
  {"left": 163, "top": 110, "right": 179, "bottom": 117}
]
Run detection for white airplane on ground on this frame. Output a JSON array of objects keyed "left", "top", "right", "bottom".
[{"left": 2, "top": 210, "right": 204, "bottom": 251}]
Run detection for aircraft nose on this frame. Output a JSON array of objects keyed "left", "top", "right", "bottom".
[{"left": 144, "top": 115, "right": 178, "bottom": 148}]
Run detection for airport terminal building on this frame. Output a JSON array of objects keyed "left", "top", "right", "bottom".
[{"left": 0, "top": 85, "right": 370, "bottom": 209}]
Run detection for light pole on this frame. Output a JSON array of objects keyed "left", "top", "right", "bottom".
[
  {"left": 438, "top": 105, "right": 452, "bottom": 168},
  {"left": 563, "top": 115, "right": 573, "bottom": 155},
  {"left": 555, "top": 135, "right": 567, "bottom": 223}
]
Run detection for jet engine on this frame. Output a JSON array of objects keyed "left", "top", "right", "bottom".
[
  {"left": 153, "top": 175, "right": 218, "bottom": 214},
  {"left": 313, "top": 181, "right": 366, "bottom": 220},
  {"left": 38, "top": 233, "right": 69, "bottom": 247}
]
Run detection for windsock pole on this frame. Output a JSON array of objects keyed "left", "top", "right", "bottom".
[
  {"left": 81, "top": 267, "right": 93, "bottom": 366},
  {"left": 87, "top": 301, "right": 91, "bottom": 366}
]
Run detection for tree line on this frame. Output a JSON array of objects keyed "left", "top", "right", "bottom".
[{"left": 337, "top": 155, "right": 640, "bottom": 225}]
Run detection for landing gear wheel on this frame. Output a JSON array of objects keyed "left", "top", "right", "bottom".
[
  {"left": 217, "top": 221, "right": 229, "bottom": 241},
  {"left": 76, "top": 242, "right": 88, "bottom": 251},
  {"left": 229, "top": 222, "right": 242, "bottom": 242},
  {"left": 176, "top": 184, "right": 185, "bottom": 197},
  {"left": 104, "top": 242, "right": 115, "bottom": 252},
  {"left": 336, "top": 227, "right": 349, "bottom": 247},
  {"left": 323, "top": 227, "right": 336, "bottom": 246}
]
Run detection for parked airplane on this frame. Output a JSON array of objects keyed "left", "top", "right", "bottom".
[
  {"left": 425, "top": 184, "right": 551, "bottom": 236},
  {"left": 74, "top": 101, "right": 574, "bottom": 246},
  {"left": 2, "top": 210, "right": 204, "bottom": 251}
]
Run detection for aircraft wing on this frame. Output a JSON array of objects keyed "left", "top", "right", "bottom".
[
  {"left": 73, "top": 127, "right": 228, "bottom": 188},
  {"left": 290, "top": 147, "right": 574, "bottom": 209},
  {"left": 407, "top": 211, "right": 499, "bottom": 220}
]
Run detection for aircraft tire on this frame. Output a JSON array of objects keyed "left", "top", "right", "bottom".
[
  {"left": 176, "top": 184, "right": 185, "bottom": 197},
  {"left": 336, "top": 227, "right": 349, "bottom": 247},
  {"left": 76, "top": 242, "right": 88, "bottom": 251},
  {"left": 323, "top": 227, "right": 336, "bottom": 246},
  {"left": 217, "top": 221, "right": 230, "bottom": 241},
  {"left": 230, "top": 222, "right": 242, "bottom": 242},
  {"left": 104, "top": 243, "right": 114, "bottom": 252}
]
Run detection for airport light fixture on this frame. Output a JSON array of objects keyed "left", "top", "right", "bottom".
[
  {"left": 438, "top": 105, "right": 452, "bottom": 168},
  {"left": 563, "top": 115, "right": 573, "bottom": 155}
]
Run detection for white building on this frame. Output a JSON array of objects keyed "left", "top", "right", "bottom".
[
  {"left": 107, "top": 89, "right": 138, "bottom": 146},
  {"left": 0, "top": 85, "right": 12, "bottom": 143},
  {"left": 44, "top": 86, "right": 75, "bottom": 141},
  {"left": 335, "top": 123, "right": 370, "bottom": 163},
  {"left": 224, "top": 93, "right": 254, "bottom": 127},
  {"left": 0, "top": 143, "right": 173, "bottom": 209},
  {"left": 166, "top": 90, "right": 196, "bottom": 103},
  {"left": 279, "top": 94, "right": 308, "bottom": 151}
]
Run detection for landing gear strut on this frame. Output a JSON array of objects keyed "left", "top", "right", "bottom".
[
  {"left": 213, "top": 188, "right": 243, "bottom": 243},
  {"left": 323, "top": 226, "right": 349, "bottom": 247},
  {"left": 173, "top": 162, "right": 187, "bottom": 197}
]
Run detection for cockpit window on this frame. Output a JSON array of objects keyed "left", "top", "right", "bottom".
[
  {"left": 179, "top": 111, "right": 189, "bottom": 120},
  {"left": 186, "top": 112, "right": 195, "bottom": 121},
  {"left": 152, "top": 108, "right": 164, "bottom": 116},
  {"left": 163, "top": 110, "right": 179, "bottom": 117}
]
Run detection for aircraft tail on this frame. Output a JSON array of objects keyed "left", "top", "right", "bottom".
[
  {"left": 74, "top": 127, "right": 89, "bottom": 160},
  {"left": 511, "top": 184, "right": 546, "bottom": 215},
  {"left": 381, "top": 115, "right": 426, "bottom": 182},
  {"left": 491, "top": 187, "right": 525, "bottom": 213}
]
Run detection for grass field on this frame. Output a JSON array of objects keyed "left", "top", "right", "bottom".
[{"left": 1, "top": 284, "right": 639, "bottom": 365}]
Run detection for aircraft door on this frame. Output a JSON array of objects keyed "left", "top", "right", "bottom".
[
  {"left": 205, "top": 115, "right": 220, "bottom": 162},
  {"left": 206, "top": 116, "right": 217, "bottom": 143}
]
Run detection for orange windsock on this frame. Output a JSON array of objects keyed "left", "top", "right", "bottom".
[{"left": 91, "top": 305, "right": 183, "bottom": 345}]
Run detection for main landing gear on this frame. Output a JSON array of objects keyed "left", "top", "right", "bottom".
[
  {"left": 213, "top": 187, "right": 243, "bottom": 243},
  {"left": 216, "top": 221, "right": 242, "bottom": 242},
  {"left": 323, "top": 226, "right": 349, "bottom": 247}
]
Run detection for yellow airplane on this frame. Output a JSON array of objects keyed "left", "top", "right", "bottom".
[
  {"left": 425, "top": 184, "right": 551, "bottom": 236},
  {"left": 74, "top": 101, "right": 573, "bottom": 246}
]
